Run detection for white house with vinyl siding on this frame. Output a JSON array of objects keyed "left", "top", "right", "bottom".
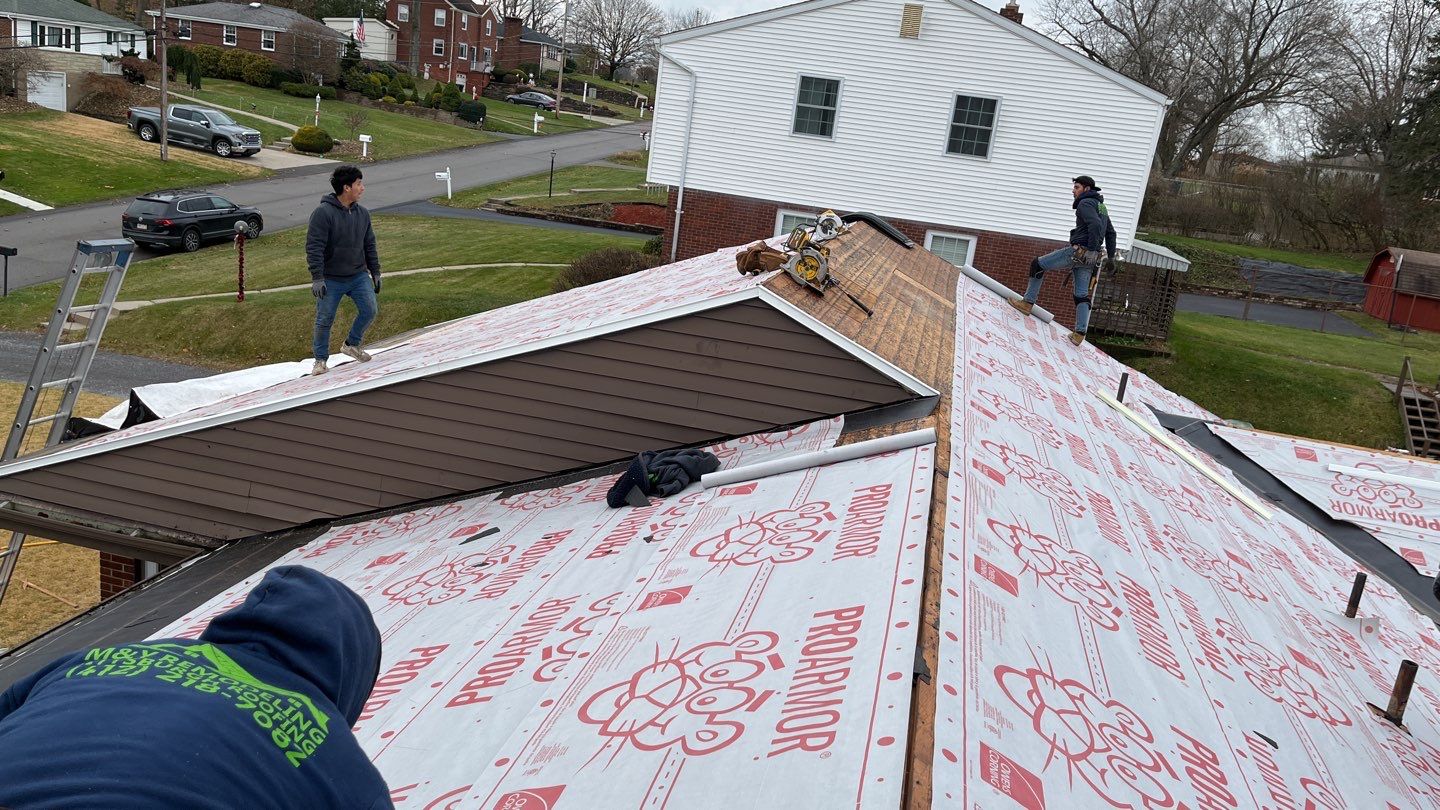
[{"left": 648, "top": 0, "right": 1168, "bottom": 281}]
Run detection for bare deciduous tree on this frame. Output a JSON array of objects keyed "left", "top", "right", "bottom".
[
  {"left": 666, "top": 6, "right": 713, "bottom": 33},
  {"left": 571, "top": 0, "right": 665, "bottom": 80},
  {"left": 1044, "top": 0, "right": 1345, "bottom": 176},
  {"left": 495, "top": 0, "right": 566, "bottom": 35}
]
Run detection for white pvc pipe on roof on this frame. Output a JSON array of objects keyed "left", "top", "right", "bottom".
[
  {"left": 701, "top": 428, "right": 936, "bottom": 489},
  {"left": 962, "top": 264, "right": 1055, "bottom": 323}
]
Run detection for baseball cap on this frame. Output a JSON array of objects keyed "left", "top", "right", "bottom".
[{"left": 1072, "top": 175, "right": 1101, "bottom": 191}]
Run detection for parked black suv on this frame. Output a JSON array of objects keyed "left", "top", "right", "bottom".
[{"left": 121, "top": 190, "right": 263, "bottom": 252}]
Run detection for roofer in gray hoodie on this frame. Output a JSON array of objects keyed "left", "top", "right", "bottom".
[
  {"left": 306, "top": 165, "right": 381, "bottom": 376},
  {"left": 1009, "top": 175, "right": 1117, "bottom": 346}
]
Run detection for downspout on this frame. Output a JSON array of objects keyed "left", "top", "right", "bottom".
[{"left": 662, "top": 48, "right": 697, "bottom": 263}]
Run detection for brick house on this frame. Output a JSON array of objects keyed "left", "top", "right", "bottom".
[
  {"left": 496, "top": 16, "right": 563, "bottom": 73},
  {"left": 389, "top": 0, "right": 501, "bottom": 94},
  {"left": 649, "top": 0, "right": 1168, "bottom": 330},
  {"left": 147, "top": 2, "right": 346, "bottom": 79},
  {"left": 0, "top": 0, "right": 146, "bottom": 111}
]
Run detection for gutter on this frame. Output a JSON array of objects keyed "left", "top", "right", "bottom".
[
  {"left": 0, "top": 499, "right": 209, "bottom": 565},
  {"left": 661, "top": 49, "right": 698, "bottom": 262}
]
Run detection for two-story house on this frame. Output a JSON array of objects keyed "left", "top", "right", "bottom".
[
  {"left": 0, "top": 0, "right": 146, "bottom": 111},
  {"left": 147, "top": 3, "right": 347, "bottom": 80},
  {"left": 649, "top": 0, "right": 1168, "bottom": 330},
  {"left": 496, "top": 16, "right": 564, "bottom": 73},
  {"left": 390, "top": 0, "right": 501, "bottom": 93}
]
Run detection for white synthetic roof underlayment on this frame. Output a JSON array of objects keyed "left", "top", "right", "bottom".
[
  {"left": 150, "top": 418, "right": 939, "bottom": 808},
  {"left": 1213, "top": 425, "right": 1440, "bottom": 577},
  {"left": 939, "top": 277, "right": 1440, "bottom": 808},
  {"left": 0, "top": 240, "right": 932, "bottom": 477}
]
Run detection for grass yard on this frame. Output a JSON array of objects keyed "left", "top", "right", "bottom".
[
  {"left": 1141, "top": 232, "right": 1371, "bottom": 276},
  {"left": 0, "top": 215, "right": 645, "bottom": 366},
  {"left": 440, "top": 164, "right": 647, "bottom": 208},
  {"left": 0, "top": 198, "right": 25, "bottom": 217},
  {"left": 0, "top": 110, "right": 266, "bottom": 208},
  {"left": 481, "top": 98, "right": 609, "bottom": 136},
  {"left": 1124, "top": 312, "right": 1420, "bottom": 448},
  {"left": 565, "top": 72, "right": 655, "bottom": 103},
  {"left": 178, "top": 80, "right": 500, "bottom": 159},
  {"left": 0, "top": 382, "right": 120, "bottom": 650},
  {"left": 607, "top": 150, "right": 649, "bottom": 169}
]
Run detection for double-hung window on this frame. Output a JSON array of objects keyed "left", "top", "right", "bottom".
[
  {"left": 222, "top": 24, "right": 237, "bottom": 46},
  {"left": 792, "top": 76, "right": 839, "bottom": 138},
  {"left": 261, "top": 30, "right": 275, "bottom": 51},
  {"left": 946, "top": 94, "right": 998, "bottom": 158}
]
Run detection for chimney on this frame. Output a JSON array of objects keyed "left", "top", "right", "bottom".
[{"left": 999, "top": 0, "right": 1023, "bottom": 24}]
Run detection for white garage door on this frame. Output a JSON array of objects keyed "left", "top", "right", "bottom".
[{"left": 27, "top": 71, "right": 66, "bottom": 111}]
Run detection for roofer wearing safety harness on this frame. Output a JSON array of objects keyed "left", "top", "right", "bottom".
[
  {"left": 0, "top": 566, "right": 394, "bottom": 809},
  {"left": 1009, "top": 175, "right": 1117, "bottom": 346}
]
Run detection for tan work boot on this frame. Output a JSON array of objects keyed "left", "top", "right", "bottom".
[
  {"left": 340, "top": 343, "right": 372, "bottom": 362},
  {"left": 311, "top": 359, "right": 327, "bottom": 375},
  {"left": 1068, "top": 331, "right": 1086, "bottom": 347},
  {"left": 1008, "top": 298, "right": 1035, "bottom": 316}
]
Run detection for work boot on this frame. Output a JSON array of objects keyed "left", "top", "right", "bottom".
[
  {"left": 340, "top": 343, "right": 372, "bottom": 362},
  {"left": 1008, "top": 298, "right": 1034, "bottom": 316},
  {"left": 311, "top": 359, "right": 327, "bottom": 375},
  {"left": 1068, "top": 331, "right": 1086, "bottom": 347}
]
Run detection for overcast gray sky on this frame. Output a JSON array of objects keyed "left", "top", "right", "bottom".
[{"left": 655, "top": 0, "right": 793, "bottom": 24}]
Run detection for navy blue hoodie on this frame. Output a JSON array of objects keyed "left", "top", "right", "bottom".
[
  {"left": 0, "top": 566, "right": 392, "bottom": 809},
  {"left": 1069, "top": 189, "right": 1118, "bottom": 255}
]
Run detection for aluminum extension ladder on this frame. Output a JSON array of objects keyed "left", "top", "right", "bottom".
[{"left": 0, "top": 239, "right": 135, "bottom": 604}]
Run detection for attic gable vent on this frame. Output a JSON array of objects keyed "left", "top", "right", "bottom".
[{"left": 900, "top": 4, "right": 923, "bottom": 38}]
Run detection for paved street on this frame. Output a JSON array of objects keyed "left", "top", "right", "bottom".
[
  {"left": 0, "top": 331, "right": 217, "bottom": 399},
  {"left": 0, "top": 122, "right": 650, "bottom": 291}
]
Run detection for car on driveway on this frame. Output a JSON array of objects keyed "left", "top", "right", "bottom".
[
  {"left": 121, "top": 190, "right": 263, "bottom": 252},
  {"left": 505, "top": 91, "right": 557, "bottom": 111},
  {"left": 126, "top": 104, "right": 263, "bottom": 158}
]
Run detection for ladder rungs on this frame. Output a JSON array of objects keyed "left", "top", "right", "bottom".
[
  {"left": 25, "top": 412, "right": 65, "bottom": 428},
  {"left": 81, "top": 264, "right": 122, "bottom": 275},
  {"left": 51, "top": 339, "right": 97, "bottom": 353},
  {"left": 39, "top": 376, "right": 82, "bottom": 391},
  {"left": 69, "top": 303, "right": 110, "bottom": 315}
]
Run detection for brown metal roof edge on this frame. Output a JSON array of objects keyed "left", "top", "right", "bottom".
[{"left": 0, "top": 498, "right": 205, "bottom": 565}]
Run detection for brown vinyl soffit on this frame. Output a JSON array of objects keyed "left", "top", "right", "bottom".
[{"left": 0, "top": 499, "right": 202, "bottom": 566}]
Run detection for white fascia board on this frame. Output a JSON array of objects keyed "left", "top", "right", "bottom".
[
  {"left": 756, "top": 287, "right": 940, "bottom": 398},
  {"left": 659, "top": 0, "right": 857, "bottom": 45},
  {"left": 0, "top": 288, "right": 771, "bottom": 478},
  {"left": 13, "top": 13, "right": 140, "bottom": 31}
]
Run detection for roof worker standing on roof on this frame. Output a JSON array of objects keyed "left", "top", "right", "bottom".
[
  {"left": 0, "top": 566, "right": 394, "bottom": 810},
  {"left": 1009, "top": 175, "right": 1117, "bottom": 346},
  {"left": 308, "top": 164, "right": 381, "bottom": 376}
]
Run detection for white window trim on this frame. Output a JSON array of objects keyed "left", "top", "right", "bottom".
[
  {"left": 461, "top": 13, "right": 468, "bottom": 29},
  {"left": 222, "top": 24, "right": 237, "bottom": 46},
  {"left": 790, "top": 74, "right": 842, "bottom": 141},
  {"left": 176, "top": 19, "right": 191, "bottom": 40},
  {"left": 942, "top": 91, "right": 1001, "bottom": 162},
  {"left": 397, "top": 3, "right": 409, "bottom": 22},
  {"left": 483, "top": 46, "right": 492, "bottom": 62},
  {"left": 432, "top": 38, "right": 445, "bottom": 56},
  {"left": 924, "top": 230, "right": 978, "bottom": 267},
  {"left": 434, "top": 8, "right": 446, "bottom": 25},
  {"left": 261, "top": 29, "right": 275, "bottom": 51},
  {"left": 458, "top": 42, "right": 468, "bottom": 58},
  {"left": 774, "top": 209, "right": 818, "bottom": 237},
  {"left": 485, "top": 19, "right": 492, "bottom": 36},
  {"left": 456, "top": 73, "right": 467, "bottom": 87}
]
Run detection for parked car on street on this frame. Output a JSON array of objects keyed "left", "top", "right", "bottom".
[
  {"left": 505, "top": 91, "right": 557, "bottom": 111},
  {"left": 121, "top": 190, "right": 263, "bottom": 252},
  {"left": 126, "top": 104, "right": 263, "bottom": 158}
]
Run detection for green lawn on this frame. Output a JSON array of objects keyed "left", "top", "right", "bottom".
[
  {"left": 0, "top": 110, "right": 266, "bottom": 208},
  {"left": 440, "top": 164, "right": 646, "bottom": 208},
  {"left": 1124, "top": 312, "right": 1419, "bottom": 448},
  {"left": 0, "top": 199, "right": 25, "bottom": 217},
  {"left": 0, "top": 215, "right": 646, "bottom": 366},
  {"left": 177, "top": 80, "right": 500, "bottom": 159},
  {"left": 1140, "top": 232, "right": 1371, "bottom": 275},
  {"left": 481, "top": 97, "right": 608, "bottom": 135},
  {"left": 607, "top": 150, "right": 649, "bottom": 169},
  {"left": 565, "top": 72, "right": 655, "bottom": 103}
]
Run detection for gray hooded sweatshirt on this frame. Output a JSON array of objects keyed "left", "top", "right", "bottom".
[{"left": 305, "top": 193, "right": 380, "bottom": 282}]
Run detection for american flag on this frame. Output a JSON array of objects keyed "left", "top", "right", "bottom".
[{"left": 353, "top": 16, "right": 366, "bottom": 43}]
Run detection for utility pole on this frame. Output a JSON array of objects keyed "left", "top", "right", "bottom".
[
  {"left": 554, "top": 0, "right": 568, "bottom": 108},
  {"left": 410, "top": 0, "right": 421, "bottom": 76},
  {"left": 158, "top": 0, "right": 169, "bottom": 160}
]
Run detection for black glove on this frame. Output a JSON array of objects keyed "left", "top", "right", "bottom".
[
  {"left": 311, "top": 278, "right": 326, "bottom": 298},
  {"left": 371, "top": 273, "right": 381, "bottom": 295},
  {"left": 1102, "top": 257, "right": 1117, "bottom": 275}
]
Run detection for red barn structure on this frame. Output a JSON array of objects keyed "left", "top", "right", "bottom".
[{"left": 1364, "top": 247, "right": 1440, "bottom": 332}]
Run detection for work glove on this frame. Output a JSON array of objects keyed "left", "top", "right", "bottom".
[
  {"left": 311, "top": 278, "right": 326, "bottom": 298},
  {"left": 371, "top": 272, "right": 381, "bottom": 295},
  {"left": 1102, "top": 257, "right": 1117, "bottom": 275}
]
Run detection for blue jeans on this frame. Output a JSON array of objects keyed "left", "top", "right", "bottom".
[
  {"left": 1023, "top": 246, "right": 1096, "bottom": 333},
  {"left": 313, "top": 273, "right": 376, "bottom": 361}
]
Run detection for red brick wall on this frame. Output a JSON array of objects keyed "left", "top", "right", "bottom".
[
  {"left": 98, "top": 552, "right": 139, "bottom": 600},
  {"left": 661, "top": 187, "right": 1084, "bottom": 329},
  {"left": 164, "top": 18, "right": 338, "bottom": 66}
]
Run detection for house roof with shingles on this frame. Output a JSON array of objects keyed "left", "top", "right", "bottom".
[
  {"left": 1369, "top": 246, "right": 1440, "bottom": 297},
  {"left": 0, "top": 0, "right": 141, "bottom": 30},
  {"left": 151, "top": 2, "right": 344, "bottom": 38}
]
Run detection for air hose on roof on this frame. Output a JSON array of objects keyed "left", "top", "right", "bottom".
[{"left": 840, "top": 213, "right": 915, "bottom": 248}]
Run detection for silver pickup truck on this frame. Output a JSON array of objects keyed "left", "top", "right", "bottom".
[{"left": 127, "top": 104, "right": 263, "bottom": 158}]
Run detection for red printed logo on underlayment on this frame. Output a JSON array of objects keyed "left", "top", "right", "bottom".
[
  {"left": 381, "top": 548, "right": 513, "bottom": 605},
  {"left": 691, "top": 502, "right": 836, "bottom": 567},
  {"left": 718, "top": 483, "right": 759, "bottom": 497},
  {"left": 366, "top": 553, "right": 406, "bottom": 569},
  {"left": 989, "top": 518, "right": 1121, "bottom": 630},
  {"left": 974, "top": 555, "right": 1020, "bottom": 596},
  {"left": 1330, "top": 462, "right": 1423, "bottom": 508},
  {"left": 1294, "top": 446, "right": 1318, "bottom": 462},
  {"left": 639, "top": 586, "right": 692, "bottom": 610},
  {"left": 491, "top": 785, "right": 566, "bottom": 810},
  {"left": 579, "top": 631, "right": 782, "bottom": 758},
  {"left": 983, "top": 441, "right": 1086, "bottom": 518},
  {"left": 980, "top": 743, "right": 1046, "bottom": 810}
]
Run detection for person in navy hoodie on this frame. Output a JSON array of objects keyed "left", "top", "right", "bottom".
[
  {"left": 0, "top": 566, "right": 392, "bottom": 809},
  {"left": 1009, "top": 175, "right": 1118, "bottom": 346}
]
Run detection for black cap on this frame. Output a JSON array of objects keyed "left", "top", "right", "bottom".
[{"left": 1072, "top": 175, "right": 1100, "bottom": 191}]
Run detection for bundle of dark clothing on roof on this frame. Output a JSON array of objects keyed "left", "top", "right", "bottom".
[{"left": 606, "top": 449, "right": 721, "bottom": 507}]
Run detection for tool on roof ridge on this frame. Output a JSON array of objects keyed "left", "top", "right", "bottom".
[{"left": 735, "top": 210, "right": 873, "bottom": 317}]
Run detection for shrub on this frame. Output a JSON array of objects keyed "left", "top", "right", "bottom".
[
  {"left": 281, "top": 83, "right": 337, "bottom": 99},
  {"left": 386, "top": 74, "right": 406, "bottom": 99},
  {"left": 218, "top": 48, "right": 250, "bottom": 80},
  {"left": 519, "top": 63, "right": 540, "bottom": 80},
  {"left": 642, "top": 235, "right": 662, "bottom": 255},
  {"left": 399, "top": 72, "right": 415, "bottom": 89},
  {"left": 240, "top": 53, "right": 273, "bottom": 87},
  {"left": 290, "top": 125, "right": 334, "bottom": 154},
  {"left": 403, "top": 100, "right": 416, "bottom": 106},
  {"left": 270, "top": 66, "right": 302, "bottom": 88},
  {"left": 117, "top": 55, "right": 155, "bottom": 84},
  {"left": 457, "top": 99, "right": 486, "bottom": 123},
  {"left": 553, "top": 248, "right": 661, "bottom": 293},
  {"left": 191, "top": 44, "right": 224, "bottom": 77},
  {"left": 381, "top": 95, "right": 397, "bottom": 104},
  {"left": 438, "top": 82, "right": 463, "bottom": 112}
]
